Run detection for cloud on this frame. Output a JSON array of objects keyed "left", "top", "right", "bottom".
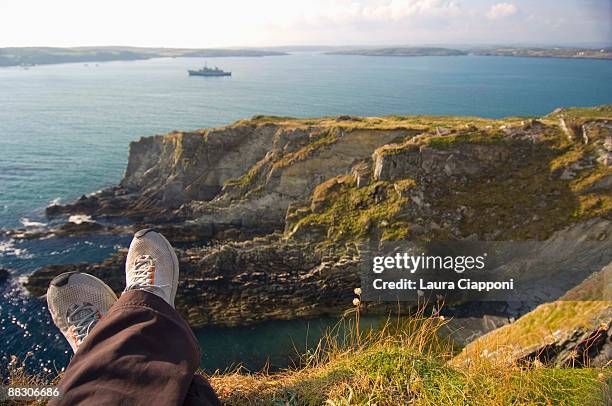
[
  {"left": 486, "top": 2, "right": 518, "bottom": 20},
  {"left": 279, "top": 0, "right": 463, "bottom": 27}
]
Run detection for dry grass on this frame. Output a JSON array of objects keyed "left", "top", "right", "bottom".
[{"left": 206, "top": 305, "right": 609, "bottom": 405}]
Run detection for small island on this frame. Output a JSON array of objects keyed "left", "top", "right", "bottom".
[
  {"left": 0, "top": 46, "right": 288, "bottom": 67},
  {"left": 326, "top": 47, "right": 468, "bottom": 57}
]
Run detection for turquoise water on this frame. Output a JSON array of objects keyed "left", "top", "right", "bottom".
[{"left": 0, "top": 53, "right": 611, "bottom": 375}]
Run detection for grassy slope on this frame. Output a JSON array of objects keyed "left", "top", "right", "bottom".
[
  {"left": 207, "top": 314, "right": 609, "bottom": 405},
  {"left": 454, "top": 268, "right": 611, "bottom": 367}
]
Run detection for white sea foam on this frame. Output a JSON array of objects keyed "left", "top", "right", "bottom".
[
  {"left": 20, "top": 218, "right": 47, "bottom": 228},
  {"left": 49, "top": 197, "right": 61, "bottom": 206},
  {"left": 0, "top": 239, "right": 30, "bottom": 258},
  {"left": 68, "top": 214, "right": 93, "bottom": 224}
]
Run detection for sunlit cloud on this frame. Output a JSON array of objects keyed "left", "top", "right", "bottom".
[{"left": 486, "top": 3, "right": 519, "bottom": 20}]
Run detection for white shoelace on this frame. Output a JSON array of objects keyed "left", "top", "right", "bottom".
[
  {"left": 124, "top": 255, "right": 169, "bottom": 293},
  {"left": 66, "top": 303, "right": 99, "bottom": 344}
]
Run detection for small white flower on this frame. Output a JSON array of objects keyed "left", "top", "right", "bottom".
[
  {"left": 354, "top": 287, "right": 362, "bottom": 296},
  {"left": 353, "top": 298, "right": 361, "bottom": 306}
]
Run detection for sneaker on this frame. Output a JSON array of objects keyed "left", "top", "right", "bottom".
[
  {"left": 124, "top": 229, "right": 179, "bottom": 307},
  {"left": 47, "top": 272, "right": 118, "bottom": 353}
]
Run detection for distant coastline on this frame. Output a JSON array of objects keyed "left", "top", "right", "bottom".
[
  {"left": 326, "top": 47, "right": 467, "bottom": 57},
  {"left": 473, "top": 47, "right": 612, "bottom": 60},
  {"left": 327, "top": 46, "right": 612, "bottom": 60},
  {"left": 0, "top": 46, "right": 288, "bottom": 67},
  {"left": 3, "top": 46, "right": 612, "bottom": 67}
]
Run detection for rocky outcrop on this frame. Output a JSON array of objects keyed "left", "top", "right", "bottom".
[
  {"left": 20, "top": 107, "right": 612, "bottom": 333},
  {"left": 519, "top": 313, "right": 611, "bottom": 367},
  {"left": 373, "top": 139, "right": 511, "bottom": 182},
  {"left": 190, "top": 127, "right": 415, "bottom": 228},
  {"left": 453, "top": 266, "right": 611, "bottom": 368}
]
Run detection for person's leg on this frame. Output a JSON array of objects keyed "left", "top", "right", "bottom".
[{"left": 47, "top": 230, "right": 220, "bottom": 406}]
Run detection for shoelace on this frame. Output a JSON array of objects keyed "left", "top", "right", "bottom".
[
  {"left": 66, "top": 303, "right": 99, "bottom": 345},
  {"left": 124, "top": 255, "right": 170, "bottom": 292}
]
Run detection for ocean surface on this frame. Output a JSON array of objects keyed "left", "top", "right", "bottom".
[{"left": 1, "top": 53, "right": 611, "bottom": 375}]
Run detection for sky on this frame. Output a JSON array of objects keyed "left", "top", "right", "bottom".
[{"left": 0, "top": 0, "right": 610, "bottom": 48}]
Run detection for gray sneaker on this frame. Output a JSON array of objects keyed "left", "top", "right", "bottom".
[
  {"left": 47, "top": 272, "right": 118, "bottom": 353},
  {"left": 124, "top": 229, "right": 179, "bottom": 307}
]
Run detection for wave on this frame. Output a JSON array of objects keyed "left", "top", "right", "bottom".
[
  {"left": 49, "top": 197, "right": 62, "bottom": 206},
  {"left": 0, "top": 239, "right": 31, "bottom": 258},
  {"left": 20, "top": 218, "right": 47, "bottom": 228}
]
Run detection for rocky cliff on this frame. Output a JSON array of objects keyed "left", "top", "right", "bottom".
[{"left": 23, "top": 106, "right": 612, "bottom": 359}]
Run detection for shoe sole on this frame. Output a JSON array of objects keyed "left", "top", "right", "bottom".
[
  {"left": 158, "top": 232, "right": 180, "bottom": 307},
  {"left": 49, "top": 272, "right": 118, "bottom": 299}
]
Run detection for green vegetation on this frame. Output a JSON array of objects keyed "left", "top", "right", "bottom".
[
  {"left": 224, "top": 163, "right": 263, "bottom": 189},
  {"left": 547, "top": 105, "right": 612, "bottom": 120},
  {"left": 456, "top": 268, "right": 611, "bottom": 367},
  {"left": 291, "top": 176, "right": 411, "bottom": 241},
  {"left": 285, "top": 107, "right": 611, "bottom": 242}
]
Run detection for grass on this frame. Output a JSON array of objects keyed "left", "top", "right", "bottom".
[
  {"left": 426, "top": 129, "right": 510, "bottom": 149},
  {"left": 546, "top": 105, "right": 612, "bottom": 120},
  {"left": 206, "top": 306, "right": 609, "bottom": 405}
]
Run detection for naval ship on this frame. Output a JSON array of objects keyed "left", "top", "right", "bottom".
[{"left": 188, "top": 65, "right": 231, "bottom": 77}]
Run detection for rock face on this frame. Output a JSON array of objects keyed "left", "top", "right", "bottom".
[
  {"left": 25, "top": 237, "right": 363, "bottom": 327},
  {"left": 192, "top": 127, "right": 414, "bottom": 228},
  {"left": 46, "top": 123, "right": 282, "bottom": 220},
  {"left": 23, "top": 107, "right": 612, "bottom": 339},
  {"left": 373, "top": 141, "right": 511, "bottom": 182},
  {"left": 121, "top": 125, "right": 279, "bottom": 204}
]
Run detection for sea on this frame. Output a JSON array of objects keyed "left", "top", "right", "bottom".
[{"left": 1, "top": 52, "right": 611, "bottom": 375}]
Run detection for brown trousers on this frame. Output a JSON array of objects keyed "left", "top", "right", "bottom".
[{"left": 50, "top": 290, "right": 220, "bottom": 406}]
